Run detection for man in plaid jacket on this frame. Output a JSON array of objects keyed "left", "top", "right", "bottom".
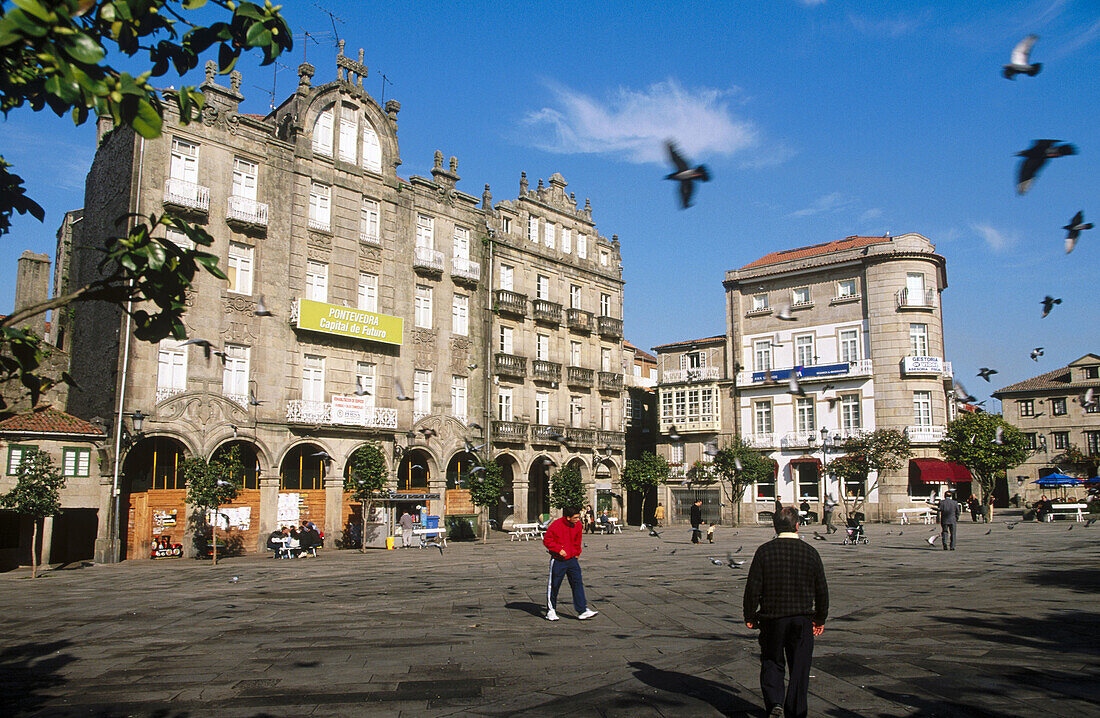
[{"left": 744, "top": 506, "right": 829, "bottom": 718}]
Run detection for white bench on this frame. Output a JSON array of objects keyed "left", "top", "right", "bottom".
[
  {"left": 601, "top": 518, "right": 623, "bottom": 534},
  {"left": 412, "top": 527, "right": 448, "bottom": 547},
  {"left": 1046, "top": 503, "right": 1087, "bottom": 522},
  {"left": 510, "top": 523, "right": 543, "bottom": 541},
  {"left": 898, "top": 508, "right": 935, "bottom": 525}
]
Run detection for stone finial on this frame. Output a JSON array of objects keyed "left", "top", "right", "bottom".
[
  {"left": 359, "top": 49, "right": 364, "bottom": 64},
  {"left": 204, "top": 60, "right": 216, "bottom": 83},
  {"left": 482, "top": 184, "right": 493, "bottom": 209},
  {"left": 229, "top": 70, "right": 241, "bottom": 93},
  {"left": 449, "top": 156, "right": 458, "bottom": 173},
  {"left": 434, "top": 151, "right": 444, "bottom": 169},
  {"left": 548, "top": 172, "right": 567, "bottom": 188},
  {"left": 339, "top": 39, "right": 346, "bottom": 56},
  {"left": 298, "top": 62, "right": 315, "bottom": 91},
  {"left": 584, "top": 198, "right": 591, "bottom": 211},
  {"left": 385, "top": 99, "right": 400, "bottom": 119},
  {"left": 569, "top": 192, "right": 576, "bottom": 206},
  {"left": 520, "top": 172, "right": 528, "bottom": 194},
  {"left": 612, "top": 234, "right": 620, "bottom": 245},
  {"left": 537, "top": 178, "right": 544, "bottom": 191}
]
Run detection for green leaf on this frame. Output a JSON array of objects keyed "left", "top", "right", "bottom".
[
  {"left": 244, "top": 22, "right": 272, "bottom": 48},
  {"left": 183, "top": 0, "right": 209, "bottom": 9},
  {"left": 129, "top": 97, "right": 163, "bottom": 138},
  {"left": 11, "top": 0, "right": 53, "bottom": 23},
  {"left": 60, "top": 32, "right": 106, "bottom": 64}
]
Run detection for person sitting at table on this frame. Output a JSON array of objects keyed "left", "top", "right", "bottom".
[
  {"left": 1035, "top": 495, "right": 1051, "bottom": 522},
  {"left": 598, "top": 511, "right": 611, "bottom": 532},
  {"left": 299, "top": 522, "right": 322, "bottom": 555},
  {"left": 267, "top": 528, "right": 287, "bottom": 556},
  {"left": 286, "top": 526, "right": 302, "bottom": 557}
]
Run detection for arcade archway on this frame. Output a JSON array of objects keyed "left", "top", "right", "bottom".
[
  {"left": 210, "top": 440, "right": 262, "bottom": 553},
  {"left": 277, "top": 443, "right": 328, "bottom": 531},
  {"left": 527, "top": 456, "right": 555, "bottom": 523},
  {"left": 121, "top": 436, "right": 189, "bottom": 560}
]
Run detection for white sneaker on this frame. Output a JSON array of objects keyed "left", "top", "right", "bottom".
[
  {"left": 545, "top": 609, "right": 560, "bottom": 621},
  {"left": 577, "top": 609, "right": 599, "bottom": 620}
]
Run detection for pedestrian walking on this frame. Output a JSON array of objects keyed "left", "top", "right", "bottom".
[
  {"left": 706, "top": 522, "right": 716, "bottom": 543},
  {"left": 822, "top": 495, "right": 838, "bottom": 534},
  {"left": 744, "top": 506, "right": 829, "bottom": 718},
  {"left": 653, "top": 502, "right": 665, "bottom": 527},
  {"left": 967, "top": 495, "right": 981, "bottom": 522},
  {"left": 399, "top": 510, "right": 415, "bottom": 548},
  {"left": 690, "top": 499, "right": 703, "bottom": 544},
  {"left": 937, "top": 490, "right": 961, "bottom": 550},
  {"left": 542, "top": 506, "right": 598, "bottom": 621}
]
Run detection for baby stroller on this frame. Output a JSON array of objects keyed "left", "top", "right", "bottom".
[{"left": 842, "top": 513, "right": 869, "bottom": 545}]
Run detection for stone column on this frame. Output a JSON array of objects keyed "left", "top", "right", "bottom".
[
  {"left": 324, "top": 475, "right": 344, "bottom": 549},
  {"left": 93, "top": 475, "right": 117, "bottom": 563},
  {"left": 257, "top": 475, "right": 280, "bottom": 551},
  {"left": 513, "top": 478, "right": 529, "bottom": 524},
  {"left": 40, "top": 516, "right": 54, "bottom": 566}
]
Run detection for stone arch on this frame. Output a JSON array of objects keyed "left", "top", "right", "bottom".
[
  {"left": 397, "top": 447, "right": 436, "bottom": 492},
  {"left": 119, "top": 434, "right": 191, "bottom": 561},
  {"left": 279, "top": 442, "right": 331, "bottom": 491},
  {"left": 210, "top": 439, "right": 263, "bottom": 490},
  {"left": 527, "top": 454, "right": 557, "bottom": 523},
  {"left": 121, "top": 435, "right": 191, "bottom": 493},
  {"left": 492, "top": 452, "right": 519, "bottom": 528}
]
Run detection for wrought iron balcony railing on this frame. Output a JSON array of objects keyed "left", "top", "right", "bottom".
[
  {"left": 163, "top": 178, "right": 210, "bottom": 213},
  {"left": 451, "top": 257, "right": 481, "bottom": 283},
  {"left": 226, "top": 195, "right": 269, "bottom": 227},
  {"left": 413, "top": 246, "right": 445, "bottom": 273}
]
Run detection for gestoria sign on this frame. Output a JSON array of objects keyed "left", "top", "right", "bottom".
[{"left": 295, "top": 299, "right": 403, "bottom": 345}]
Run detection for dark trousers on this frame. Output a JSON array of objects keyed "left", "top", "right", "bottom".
[
  {"left": 941, "top": 522, "right": 956, "bottom": 550},
  {"left": 758, "top": 615, "right": 814, "bottom": 718},
  {"left": 822, "top": 510, "right": 835, "bottom": 533},
  {"left": 691, "top": 525, "right": 701, "bottom": 543},
  {"left": 547, "top": 557, "right": 587, "bottom": 613}
]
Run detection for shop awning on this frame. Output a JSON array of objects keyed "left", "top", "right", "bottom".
[
  {"left": 910, "top": 458, "right": 972, "bottom": 483},
  {"left": 789, "top": 456, "right": 821, "bottom": 467}
]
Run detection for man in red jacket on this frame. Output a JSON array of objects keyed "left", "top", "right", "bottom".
[{"left": 542, "top": 506, "right": 598, "bottom": 621}]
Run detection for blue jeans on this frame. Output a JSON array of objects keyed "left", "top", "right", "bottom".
[{"left": 547, "top": 557, "right": 587, "bottom": 613}]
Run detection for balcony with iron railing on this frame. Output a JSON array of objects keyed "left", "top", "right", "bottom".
[
  {"left": 737, "top": 359, "right": 873, "bottom": 386},
  {"left": 744, "top": 433, "right": 776, "bottom": 449},
  {"left": 285, "top": 400, "right": 399, "bottom": 429},
  {"left": 492, "top": 420, "right": 528, "bottom": 442},
  {"left": 494, "top": 353, "right": 527, "bottom": 378},
  {"left": 566, "top": 308, "right": 593, "bottom": 332},
  {"left": 598, "top": 371, "right": 623, "bottom": 392},
  {"left": 532, "top": 360, "right": 561, "bottom": 383},
  {"left": 163, "top": 178, "right": 210, "bottom": 213},
  {"left": 564, "top": 427, "right": 596, "bottom": 447},
  {"left": 494, "top": 289, "right": 528, "bottom": 317},
  {"left": 413, "top": 246, "right": 445, "bottom": 274},
  {"left": 532, "top": 299, "right": 562, "bottom": 324},
  {"left": 359, "top": 226, "right": 381, "bottom": 247},
  {"left": 896, "top": 288, "right": 937, "bottom": 310},
  {"left": 223, "top": 391, "right": 249, "bottom": 407},
  {"left": 451, "top": 257, "right": 481, "bottom": 284},
  {"left": 567, "top": 366, "right": 594, "bottom": 388},
  {"left": 662, "top": 366, "right": 722, "bottom": 384},
  {"left": 905, "top": 425, "right": 947, "bottom": 443},
  {"left": 532, "top": 424, "right": 564, "bottom": 444},
  {"left": 307, "top": 216, "right": 330, "bottom": 232},
  {"left": 156, "top": 387, "right": 186, "bottom": 404},
  {"left": 597, "top": 430, "right": 625, "bottom": 448},
  {"left": 226, "top": 195, "right": 269, "bottom": 228},
  {"left": 597, "top": 316, "right": 623, "bottom": 339}
]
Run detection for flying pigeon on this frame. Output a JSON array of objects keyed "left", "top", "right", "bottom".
[
  {"left": 992, "top": 426, "right": 1004, "bottom": 445},
  {"left": 733, "top": 457, "right": 743, "bottom": 472},
  {"left": 248, "top": 389, "right": 264, "bottom": 406},
  {"left": 1030, "top": 347, "right": 1044, "bottom": 361},
  {"left": 394, "top": 378, "right": 413, "bottom": 401},
  {"left": 467, "top": 363, "right": 478, "bottom": 370},
  {"left": 1063, "top": 211, "right": 1093, "bottom": 254},
  {"left": 664, "top": 139, "right": 710, "bottom": 209},
  {"left": 1040, "top": 295, "right": 1061, "bottom": 318},
  {"left": 704, "top": 440, "right": 719, "bottom": 457},
  {"left": 977, "top": 367, "right": 998, "bottom": 382},
  {"left": 230, "top": 424, "right": 238, "bottom": 438},
  {"left": 468, "top": 422, "right": 483, "bottom": 432},
  {"left": 311, "top": 450, "right": 333, "bottom": 461},
  {"left": 1003, "top": 34, "right": 1042, "bottom": 79},
  {"left": 254, "top": 295, "right": 273, "bottom": 317},
  {"left": 788, "top": 373, "right": 805, "bottom": 397},
  {"left": 775, "top": 303, "right": 797, "bottom": 321},
  {"left": 418, "top": 427, "right": 438, "bottom": 438},
  {"left": 761, "top": 369, "right": 778, "bottom": 386},
  {"left": 432, "top": 541, "right": 444, "bottom": 555},
  {"left": 465, "top": 439, "right": 487, "bottom": 454},
  {"left": 181, "top": 338, "right": 216, "bottom": 359},
  {"left": 548, "top": 430, "right": 569, "bottom": 446},
  {"left": 1016, "top": 140, "right": 1077, "bottom": 195},
  {"left": 1080, "top": 387, "right": 1096, "bottom": 409},
  {"left": 668, "top": 425, "right": 682, "bottom": 442},
  {"left": 354, "top": 377, "right": 371, "bottom": 396}
]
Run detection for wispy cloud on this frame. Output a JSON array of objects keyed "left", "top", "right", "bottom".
[
  {"left": 796, "top": 0, "right": 826, "bottom": 6},
  {"left": 847, "top": 11, "right": 931, "bottom": 38},
  {"left": 1052, "top": 16, "right": 1100, "bottom": 59},
  {"left": 970, "top": 222, "right": 1017, "bottom": 252},
  {"left": 859, "top": 208, "right": 884, "bottom": 224},
  {"left": 520, "top": 79, "right": 761, "bottom": 164},
  {"left": 789, "top": 192, "right": 854, "bottom": 218}
]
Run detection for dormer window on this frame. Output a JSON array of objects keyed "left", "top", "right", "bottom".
[{"left": 1085, "top": 366, "right": 1099, "bottom": 380}]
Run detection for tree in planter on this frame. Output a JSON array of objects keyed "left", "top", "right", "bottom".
[
  {"left": 712, "top": 437, "right": 778, "bottom": 526},
  {"left": 0, "top": 0, "right": 291, "bottom": 417},
  {"left": 622, "top": 452, "right": 670, "bottom": 525},
  {"left": 183, "top": 446, "right": 243, "bottom": 565},
  {"left": 345, "top": 444, "right": 388, "bottom": 551},
  {"left": 825, "top": 428, "right": 912, "bottom": 521},
  {"left": 0, "top": 448, "right": 64, "bottom": 578},
  {"left": 940, "top": 412, "right": 1029, "bottom": 521},
  {"left": 549, "top": 465, "right": 585, "bottom": 513},
  {"left": 467, "top": 460, "right": 504, "bottom": 542}
]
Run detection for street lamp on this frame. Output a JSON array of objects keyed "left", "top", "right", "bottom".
[
  {"left": 129, "top": 409, "right": 146, "bottom": 434},
  {"left": 819, "top": 427, "right": 830, "bottom": 502}
]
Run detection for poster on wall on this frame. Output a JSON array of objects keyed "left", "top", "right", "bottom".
[
  {"left": 207, "top": 506, "right": 252, "bottom": 530},
  {"left": 278, "top": 493, "right": 300, "bottom": 525}
]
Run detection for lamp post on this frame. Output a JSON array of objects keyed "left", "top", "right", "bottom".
[{"left": 819, "top": 426, "right": 829, "bottom": 505}]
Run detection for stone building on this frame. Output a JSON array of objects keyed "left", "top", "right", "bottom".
[
  {"left": 64, "top": 49, "right": 624, "bottom": 562},
  {"left": 622, "top": 340, "right": 658, "bottom": 524},
  {"left": 992, "top": 353, "right": 1100, "bottom": 504}
]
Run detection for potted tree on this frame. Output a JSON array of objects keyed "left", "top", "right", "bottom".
[
  {"left": 0, "top": 448, "right": 65, "bottom": 578},
  {"left": 183, "top": 446, "right": 243, "bottom": 566},
  {"left": 345, "top": 444, "right": 389, "bottom": 550}
]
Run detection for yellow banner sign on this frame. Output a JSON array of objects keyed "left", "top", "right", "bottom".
[{"left": 296, "top": 299, "right": 403, "bottom": 345}]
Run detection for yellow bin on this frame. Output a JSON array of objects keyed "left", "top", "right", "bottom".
[{"left": 385, "top": 536, "right": 396, "bottom": 550}]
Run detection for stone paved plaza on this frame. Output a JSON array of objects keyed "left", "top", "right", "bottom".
[{"left": 4, "top": 517, "right": 1099, "bottom": 717}]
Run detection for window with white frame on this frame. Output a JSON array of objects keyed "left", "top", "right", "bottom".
[
  {"left": 1018, "top": 400, "right": 1034, "bottom": 417},
  {"left": 600, "top": 292, "right": 611, "bottom": 317},
  {"left": 754, "top": 340, "right": 773, "bottom": 372},
  {"left": 502, "top": 217, "right": 512, "bottom": 234},
  {"left": 577, "top": 233, "right": 587, "bottom": 259},
  {"left": 570, "top": 396, "right": 584, "bottom": 427},
  {"left": 361, "top": 123, "right": 382, "bottom": 172},
  {"left": 570, "top": 341, "right": 582, "bottom": 367},
  {"left": 913, "top": 391, "right": 933, "bottom": 427},
  {"left": 452, "top": 294, "right": 468, "bottom": 336},
  {"left": 227, "top": 241, "right": 253, "bottom": 295},
  {"left": 312, "top": 107, "right": 334, "bottom": 156},
  {"left": 499, "top": 325, "right": 513, "bottom": 354},
  {"left": 658, "top": 387, "right": 718, "bottom": 425},
  {"left": 415, "top": 285, "right": 432, "bottom": 328},
  {"left": 544, "top": 221, "right": 555, "bottom": 249},
  {"left": 839, "top": 329, "right": 859, "bottom": 363},
  {"left": 909, "top": 323, "right": 928, "bottom": 356},
  {"left": 358, "top": 273, "right": 378, "bottom": 312},
  {"left": 451, "top": 375, "right": 467, "bottom": 421},
  {"left": 792, "top": 286, "right": 811, "bottom": 305},
  {"left": 681, "top": 352, "right": 706, "bottom": 370},
  {"left": 837, "top": 279, "right": 857, "bottom": 298},
  {"left": 841, "top": 395, "right": 861, "bottom": 431},
  {"left": 669, "top": 442, "right": 684, "bottom": 468},
  {"left": 1051, "top": 397, "right": 1067, "bottom": 416},
  {"left": 356, "top": 362, "right": 375, "bottom": 408},
  {"left": 165, "top": 228, "right": 193, "bottom": 250},
  {"left": 600, "top": 249, "right": 610, "bottom": 266},
  {"left": 796, "top": 397, "right": 816, "bottom": 433},
  {"left": 601, "top": 400, "right": 612, "bottom": 430},
  {"left": 752, "top": 294, "right": 768, "bottom": 312},
  {"left": 453, "top": 226, "right": 470, "bottom": 261},
  {"left": 528, "top": 216, "right": 538, "bottom": 243},
  {"left": 755, "top": 472, "right": 777, "bottom": 501},
  {"left": 157, "top": 339, "right": 187, "bottom": 393},
  {"left": 360, "top": 199, "right": 380, "bottom": 243},
  {"left": 415, "top": 214, "right": 434, "bottom": 249},
  {"left": 570, "top": 284, "right": 581, "bottom": 309},
  {"left": 414, "top": 370, "right": 431, "bottom": 416},
  {"left": 338, "top": 107, "right": 357, "bottom": 163},
  {"left": 499, "top": 264, "right": 514, "bottom": 291},
  {"left": 601, "top": 347, "right": 612, "bottom": 372},
  {"left": 169, "top": 138, "right": 198, "bottom": 182},
  {"left": 231, "top": 157, "right": 257, "bottom": 200},
  {"left": 222, "top": 344, "right": 250, "bottom": 401},
  {"left": 754, "top": 400, "right": 773, "bottom": 434},
  {"left": 536, "top": 334, "right": 549, "bottom": 361},
  {"left": 62, "top": 447, "right": 91, "bottom": 477},
  {"left": 497, "top": 387, "right": 513, "bottom": 421},
  {"left": 302, "top": 354, "right": 325, "bottom": 403},
  {"left": 536, "top": 274, "right": 549, "bottom": 300},
  {"left": 308, "top": 182, "right": 330, "bottom": 230},
  {"left": 1053, "top": 431, "right": 1069, "bottom": 450},
  {"left": 305, "top": 261, "right": 327, "bottom": 302},
  {"left": 562, "top": 227, "right": 572, "bottom": 253},
  {"left": 795, "top": 334, "right": 815, "bottom": 366},
  {"left": 535, "top": 391, "right": 549, "bottom": 425}
]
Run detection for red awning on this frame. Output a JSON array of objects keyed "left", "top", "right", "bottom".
[
  {"left": 910, "top": 458, "right": 972, "bottom": 483},
  {"left": 789, "top": 456, "right": 821, "bottom": 466}
]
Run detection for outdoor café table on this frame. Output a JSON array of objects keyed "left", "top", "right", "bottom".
[{"left": 897, "top": 507, "right": 935, "bottom": 524}]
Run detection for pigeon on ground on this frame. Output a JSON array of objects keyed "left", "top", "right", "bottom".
[
  {"left": 181, "top": 338, "right": 216, "bottom": 359},
  {"left": 1030, "top": 347, "right": 1044, "bottom": 361},
  {"left": 1006, "top": 521, "right": 1018, "bottom": 529},
  {"left": 394, "top": 378, "right": 413, "bottom": 401},
  {"left": 1040, "top": 295, "right": 1061, "bottom": 318},
  {"left": 254, "top": 295, "right": 273, "bottom": 317},
  {"left": 977, "top": 367, "right": 998, "bottom": 382},
  {"left": 926, "top": 535, "right": 937, "bottom": 546},
  {"left": 664, "top": 140, "right": 710, "bottom": 209},
  {"left": 993, "top": 426, "right": 1004, "bottom": 445},
  {"left": 813, "top": 531, "right": 827, "bottom": 541},
  {"left": 668, "top": 426, "right": 682, "bottom": 442},
  {"left": 1067, "top": 525, "right": 1073, "bottom": 531},
  {"left": 1016, "top": 140, "right": 1076, "bottom": 195},
  {"left": 1003, "top": 34, "right": 1042, "bottom": 79},
  {"left": 649, "top": 528, "right": 662, "bottom": 538},
  {"left": 734, "top": 546, "right": 742, "bottom": 553},
  {"left": 354, "top": 377, "right": 371, "bottom": 396},
  {"left": 985, "top": 529, "right": 992, "bottom": 535},
  {"left": 229, "top": 576, "right": 239, "bottom": 583},
  {"left": 709, "top": 558, "right": 724, "bottom": 566},
  {"left": 1063, "top": 211, "right": 1093, "bottom": 254},
  {"left": 1085, "top": 518, "right": 1096, "bottom": 528},
  {"left": 249, "top": 389, "right": 264, "bottom": 406},
  {"left": 775, "top": 303, "right": 798, "bottom": 322}
]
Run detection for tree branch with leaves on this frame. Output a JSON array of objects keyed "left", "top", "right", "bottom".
[
  {"left": 825, "top": 428, "right": 911, "bottom": 518},
  {"left": 712, "top": 437, "right": 778, "bottom": 526},
  {"left": 622, "top": 451, "right": 669, "bottom": 525},
  {"left": 940, "top": 412, "right": 1029, "bottom": 520},
  {"left": 0, "top": 448, "right": 64, "bottom": 578},
  {"left": 183, "top": 445, "right": 242, "bottom": 565},
  {"left": 344, "top": 443, "right": 388, "bottom": 551}
]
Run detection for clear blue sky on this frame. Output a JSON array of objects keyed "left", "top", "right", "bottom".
[{"left": 2, "top": 0, "right": 1097, "bottom": 409}]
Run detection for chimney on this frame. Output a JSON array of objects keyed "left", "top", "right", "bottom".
[{"left": 14, "top": 250, "right": 51, "bottom": 338}]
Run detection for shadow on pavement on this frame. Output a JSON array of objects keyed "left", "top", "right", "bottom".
[
  {"left": 935, "top": 609, "right": 1100, "bottom": 657},
  {"left": 504, "top": 601, "right": 545, "bottom": 617},
  {"left": 3, "top": 640, "right": 76, "bottom": 716},
  {"left": 1025, "top": 566, "right": 1100, "bottom": 594},
  {"left": 628, "top": 661, "right": 763, "bottom": 717}
]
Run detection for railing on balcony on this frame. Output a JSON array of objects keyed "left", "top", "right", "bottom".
[
  {"left": 566, "top": 308, "right": 593, "bottom": 332},
  {"left": 781, "top": 431, "right": 821, "bottom": 449},
  {"left": 163, "top": 178, "right": 210, "bottom": 212},
  {"left": 532, "top": 360, "right": 561, "bottom": 383},
  {"left": 567, "top": 366, "right": 594, "bottom": 387},
  {"left": 413, "top": 246, "right": 445, "bottom": 273},
  {"left": 223, "top": 391, "right": 249, "bottom": 407},
  {"left": 739, "top": 360, "right": 873, "bottom": 386},
  {"left": 226, "top": 195, "right": 269, "bottom": 227},
  {"left": 532, "top": 424, "right": 564, "bottom": 444},
  {"left": 156, "top": 386, "right": 185, "bottom": 404},
  {"left": 905, "top": 425, "right": 946, "bottom": 443},
  {"left": 597, "top": 316, "right": 623, "bottom": 339},
  {"left": 564, "top": 427, "right": 596, "bottom": 447},
  {"left": 359, "top": 227, "right": 381, "bottom": 247},
  {"left": 493, "top": 420, "right": 528, "bottom": 442},
  {"left": 307, "top": 216, "right": 330, "bottom": 232},
  {"left": 597, "top": 430, "right": 625, "bottom": 448},
  {"left": 663, "top": 366, "right": 721, "bottom": 384},
  {"left": 896, "top": 288, "right": 936, "bottom": 309},
  {"left": 494, "top": 289, "right": 528, "bottom": 317},
  {"left": 494, "top": 353, "right": 527, "bottom": 377},
  {"left": 286, "top": 400, "right": 398, "bottom": 429},
  {"left": 598, "top": 371, "right": 623, "bottom": 392},
  {"left": 451, "top": 257, "right": 481, "bottom": 283},
  {"left": 744, "top": 433, "right": 775, "bottom": 449},
  {"left": 532, "top": 299, "right": 562, "bottom": 324}
]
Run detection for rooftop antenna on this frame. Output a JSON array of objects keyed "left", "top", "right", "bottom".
[
  {"left": 297, "top": 28, "right": 335, "bottom": 64},
  {"left": 312, "top": 1, "right": 345, "bottom": 43},
  {"left": 379, "top": 71, "right": 394, "bottom": 102},
  {"left": 254, "top": 60, "right": 291, "bottom": 111}
]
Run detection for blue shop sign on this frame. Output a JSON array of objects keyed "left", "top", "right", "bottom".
[{"left": 751, "top": 362, "right": 851, "bottom": 382}]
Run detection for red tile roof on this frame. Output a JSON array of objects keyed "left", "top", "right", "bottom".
[
  {"left": 739, "top": 235, "right": 894, "bottom": 270},
  {"left": 623, "top": 340, "right": 656, "bottom": 363},
  {"left": 992, "top": 356, "right": 1100, "bottom": 395},
  {"left": 0, "top": 407, "right": 105, "bottom": 436}
]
